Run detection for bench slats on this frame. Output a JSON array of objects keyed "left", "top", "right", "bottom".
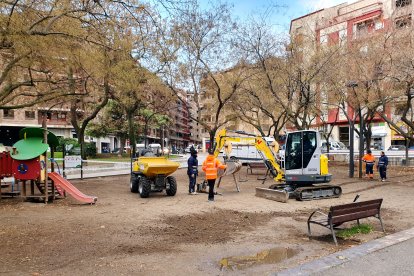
[
  {"left": 330, "top": 203, "right": 381, "bottom": 217},
  {"left": 331, "top": 209, "right": 379, "bottom": 224},
  {"left": 330, "top": 199, "right": 382, "bottom": 211},
  {"left": 248, "top": 163, "right": 267, "bottom": 168}
]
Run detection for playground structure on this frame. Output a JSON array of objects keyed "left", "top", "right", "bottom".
[
  {"left": 0, "top": 148, "right": 15, "bottom": 197},
  {"left": 0, "top": 127, "right": 96, "bottom": 204}
]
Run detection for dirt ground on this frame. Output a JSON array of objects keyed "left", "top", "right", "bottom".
[{"left": 1, "top": 163, "right": 414, "bottom": 275}]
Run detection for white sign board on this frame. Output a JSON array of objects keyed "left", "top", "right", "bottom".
[{"left": 65, "top": 155, "right": 82, "bottom": 168}]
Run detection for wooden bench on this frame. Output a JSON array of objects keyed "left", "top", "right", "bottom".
[
  {"left": 307, "top": 199, "right": 385, "bottom": 245},
  {"left": 246, "top": 162, "right": 267, "bottom": 175}
]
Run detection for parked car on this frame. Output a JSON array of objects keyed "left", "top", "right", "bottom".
[
  {"left": 388, "top": 145, "right": 406, "bottom": 151},
  {"left": 148, "top": 143, "right": 169, "bottom": 155},
  {"left": 321, "top": 140, "right": 347, "bottom": 151},
  {"left": 185, "top": 145, "right": 196, "bottom": 154},
  {"left": 222, "top": 137, "right": 275, "bottom": 165}
]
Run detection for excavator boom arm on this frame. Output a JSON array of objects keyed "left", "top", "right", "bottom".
[{"left": 214, "top": 129, "right": 285, "bottom": 182}]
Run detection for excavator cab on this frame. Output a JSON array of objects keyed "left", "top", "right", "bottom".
[
  {"left": 283, "top": 130, "right": 331, "bottom": 185},
  {"left": 284, "top": 132, "right": 318, "bottom": 174}
]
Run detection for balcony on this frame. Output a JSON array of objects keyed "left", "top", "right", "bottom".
[{"left": 38, "top": 111, "right": 69, "bottom": 126}]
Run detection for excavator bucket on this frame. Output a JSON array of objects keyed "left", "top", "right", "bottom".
[
  {"left": 255, "top": 187, "right": 289, "bottom": 203},
  {"left": 220, "top": 160, "right": 242, "bottom": 176}
]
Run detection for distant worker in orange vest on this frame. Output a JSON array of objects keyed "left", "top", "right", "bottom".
[
  {"left": 362, "top": 149, "right": 375, "bottom": 179},
  {"left": 202, "top": 147, "right": 227, "bottom": 202}
]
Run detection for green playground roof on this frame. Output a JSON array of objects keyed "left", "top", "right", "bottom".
[
  {"left": 18, "top": 127, "right": 59, "bottom": 147},
  {"left": 11, "top": 137, "right": 48, "bottom": 160},
  {"left": 10, "top": 128, "right": 59, "bottom": 160}
]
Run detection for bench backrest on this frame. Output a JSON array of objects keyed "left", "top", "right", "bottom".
[
  {"left": 249, "top": 163, "right": 267, "bottom": 168},
  {"left": 329, "top": 199, "right": 383, "bottom": 225}
]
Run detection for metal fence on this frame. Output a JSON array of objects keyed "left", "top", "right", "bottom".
[
  {"left": 51, "top": 156, "right": 190, "bottom": 180},
  {"left": 325, "top": 150, "right": 414, "bottom": 166}
]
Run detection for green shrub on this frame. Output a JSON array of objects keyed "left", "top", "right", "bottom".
[
  {"left": 85, "top": 142, "right": 97, "bottom": 158},
  {"left": 336, "top": 224, "right": 373, "bottom": 239},
  {"left": 57, "top": 137, "right": 79, "bottom": 152}
]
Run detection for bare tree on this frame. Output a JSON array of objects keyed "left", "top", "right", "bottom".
[{"left": 153, "top": 1, "right": 251, "bottom": 146}]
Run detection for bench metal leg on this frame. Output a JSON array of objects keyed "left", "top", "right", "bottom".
[
  {"left": 217, "top": 177, "right": 222, "bottom": 188},
  {"left": 233, "top": 174, "right": 240, "bottom": 192},
  {"left": 357, "top": 219, "right": 360, "bottom": 226},
  {"left": 238, "top": 170, "right": 248, "bottom": 182},
  {"left": 307, "top": 222, "right": 312, "bottom": 236},
  {"left": 378, "top": 214, "right": 385, "bottom": 232},
  {"left": 261, "top": 169, "right": 269, "bottom": 185},
  {"left": 330, "top": 221, "right": 338, "bottom": 246}
]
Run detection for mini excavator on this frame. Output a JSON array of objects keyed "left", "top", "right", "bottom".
[{"left": 214, "top": 129, "right": 342, "bottom": 202}]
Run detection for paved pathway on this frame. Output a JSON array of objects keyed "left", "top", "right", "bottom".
[
  {"left": 276, "top": 227, "right": 414, "bottom": 276},
  {"left": 313, "top": 237, "right": 414, "bottom": 276}
]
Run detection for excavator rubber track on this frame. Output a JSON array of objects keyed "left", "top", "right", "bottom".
[{"left": 293, "top": 185, "right": 342, "bottom": 201}]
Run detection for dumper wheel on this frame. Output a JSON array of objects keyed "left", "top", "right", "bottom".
[
  {"left": 130, "top": 174, "right": 139, "bottom": 193},
  {"left": 166, "top": 176, "right": 177, "bottom": 196},
  {"left": 139, "top": 176, "right": 151, "bottom": 198}
]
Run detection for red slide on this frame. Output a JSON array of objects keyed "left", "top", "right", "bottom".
[{"left": 49, "top": 172, "right": 97, "bottom": 204}]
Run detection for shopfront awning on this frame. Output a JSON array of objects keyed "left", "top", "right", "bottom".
[
  {"left": 371, "top": 125, "right": 387, "bottom": 138},
  {"left": 371, "top": 131, "right": 387, "bottom": 137}
]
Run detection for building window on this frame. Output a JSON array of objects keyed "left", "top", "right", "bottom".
[
  {"left": 339, "top": 29, "right": 347, "bottom": 40},
  {"left": 360, "top": 45, "right": 369, "bottom": 54},
  {"left": 25, "top": 111, "right": 35, "bottom": 119},
  {"left": 354, "top": 19, "right": 375, "bottom": 38},
  {"left": 375, "top": 21, "right": 384, "bottom": 30},
  {"left": 58, "top": 113, "right": 66, "bottom": 119},
  {"left": 319, "top": 35, "right": 328, "bottom": 45},
  {"left": 395, "top": 15, "right": 412, "bottom": 28},
  {"left": 396, "top": 0, "right": 412, "bottom": 8},
  {"left": 3, "top": 110, "right": 14, "bottom": 118}
]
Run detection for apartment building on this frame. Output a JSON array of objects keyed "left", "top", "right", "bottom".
[
  {"left": 186, "top": 93, "right": 203, "bottom": 146},
  {"left": 290, "top": 0, "right": 413, "bottom": 150},
  {"left": 0, "top": 91, "right": 198, "bottom": 154},
  {"left": 167, "top": 96, "right": 192, "bottom": 151},
  {"left": 198, "top": 81, "right": 274, "bottom": 151},
  {"left": 0, "top": 106, "right": 120, "bottom": 154},
  {"left": 0, "top": 107, "right": 72, "bottom": 146}
]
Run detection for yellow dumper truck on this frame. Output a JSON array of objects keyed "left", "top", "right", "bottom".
[{"left": 130, "top": 156, "right": 180, "bottom": 198}]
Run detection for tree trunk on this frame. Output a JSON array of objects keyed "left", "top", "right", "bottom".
[
  {"left": 405, "top": 138, "right": 409, "bottom": 167},
  {"left": 209, "top": 128, "right": 217, "bottom": 151},
  {"left": 127, "top": 111, "right": 136, "bottom": 157},
  {"left": 144, "top": 122, "right": 149, "bottom": 148},
  {"left": 326, "top": 137, "right": 330, "bottom": 154},
  {"left": 365, "top": 128, "right": 372, "bottom": 151},
  {"left": 78, "top": 130, "right": 86, "bottom": 160},
  {"left": 119, "top": 136, "right": 126, "bottom": 157}
]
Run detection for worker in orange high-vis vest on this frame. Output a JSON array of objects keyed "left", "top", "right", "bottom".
[
  {"left": 362, "top": 149, "right": 375, "bottom": 179},
  {"left": 202, "top": 148, "right": 227, "bottom": 202}
]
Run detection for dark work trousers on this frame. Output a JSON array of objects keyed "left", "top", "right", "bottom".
[
  {"left": 379, "top": 166, "right": 387, "bottom": 180},
  {"left": 207, "top": 179, "right": 216, "bottom": 201},
  {"left": 188, "top": 174, "right": 197, "bottom": 193},
  {"left": 366, "top": 163, "right": 374, "bottom": 176}
]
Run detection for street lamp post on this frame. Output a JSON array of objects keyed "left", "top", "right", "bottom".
[
  {"left": 346, "top": 81, "right": 359, "bottom": 178},
  {"left": 359, "top": 108, "right": 364, "bottom": 178},
  {"left": 349, "top": 117, "right": 355, "bottom": 178}
]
